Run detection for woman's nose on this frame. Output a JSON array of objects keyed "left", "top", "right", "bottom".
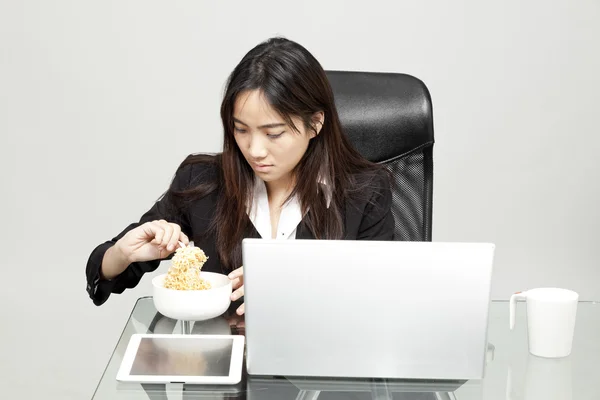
[{"left": 248, "top": 135, "right": 268, "bottom": 159}]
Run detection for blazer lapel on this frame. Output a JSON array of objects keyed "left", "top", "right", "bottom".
[
  {"left": 246, "top": 223, "right": 262, "bottom": 239},
  {"left": 295, "top": 219, "right": 315, "bottom": 239}
]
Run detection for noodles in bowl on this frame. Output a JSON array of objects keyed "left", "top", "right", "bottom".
[
  {"left": 152, "top": 244, "right": 232, "bottom": 321},
  {"left": 163, "top": 245, "right": 211, "bottom": 291}
]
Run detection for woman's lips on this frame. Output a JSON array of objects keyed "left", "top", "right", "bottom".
[{"left": 253, "top": 163, "right": 273, "bottom": 172}]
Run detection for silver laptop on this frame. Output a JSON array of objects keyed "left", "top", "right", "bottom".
[{"left": 242, "top": 239, "right": 495, "bottom": 380}]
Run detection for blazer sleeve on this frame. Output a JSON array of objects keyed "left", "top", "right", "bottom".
[
  {"left": 85, "top": 159, "right": 195, "bottom": 306},
  {"left": 357, "top": 171, "right": 395, "bottom": 240}
]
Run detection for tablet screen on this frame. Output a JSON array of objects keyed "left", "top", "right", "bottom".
[{"left": 129, "top": 337, "right": 233, "bottom": 377}]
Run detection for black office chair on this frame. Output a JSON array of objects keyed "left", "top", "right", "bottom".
[{"left": 326, "top": 71, "right": 434, "bottom": 241}]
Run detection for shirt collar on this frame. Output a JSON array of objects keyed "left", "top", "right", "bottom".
[{"left": 247, "top": 176, "right": 332, "bottom": 239}]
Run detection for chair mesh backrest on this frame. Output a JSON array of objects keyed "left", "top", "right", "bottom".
[
  {"left": 326, "top": 71, "right": 435, "bottom": 241},
  {"left": 384, "top": 146, "right": 433, "bottom": 241}
]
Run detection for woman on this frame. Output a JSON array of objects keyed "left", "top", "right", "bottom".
[{"left": 85, "top": 37, "right": 395, "bottom": 315}]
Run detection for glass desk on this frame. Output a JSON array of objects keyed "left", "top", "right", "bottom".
[{"left": 91, "top": 299, "right": 600, "bottom": 399}]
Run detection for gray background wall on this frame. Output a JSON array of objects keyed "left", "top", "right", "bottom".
[{"left": 1, "top": 0, "right": 598, "bottom": 398}]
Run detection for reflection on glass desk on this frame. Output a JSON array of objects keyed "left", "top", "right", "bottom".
[{"left": 91, "top": 298, "right": 600, "bottom": 400}]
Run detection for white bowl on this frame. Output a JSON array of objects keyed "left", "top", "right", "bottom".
[{"left": 152, "top": 272, "right": 232, "bottom": 321}]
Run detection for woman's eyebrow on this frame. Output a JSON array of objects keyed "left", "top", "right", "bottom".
[{"left": 233, "top": 117, "right": 286, "bottom": 129}]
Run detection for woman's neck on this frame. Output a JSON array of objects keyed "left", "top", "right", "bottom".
[{"left": 264, "top": 175, "right": 295, "bottom": 206}]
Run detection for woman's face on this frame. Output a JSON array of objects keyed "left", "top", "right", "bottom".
[{"left": 232, "top": 90, "right": 322, "bottom": 187}]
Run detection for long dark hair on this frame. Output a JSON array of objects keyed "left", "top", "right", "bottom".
[{"left": 171, "top": 37, "right": 388, "bottom": 270}]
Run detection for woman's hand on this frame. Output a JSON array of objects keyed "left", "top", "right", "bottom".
[
  {"left": 101, "top": 219, "right": 189, "bottom": 280},
  {"left": 228, "top": 266, "right": 245, "bottom": 315},
  {"left": 117, "top": 219, "right": 189, "bottom": 263}
]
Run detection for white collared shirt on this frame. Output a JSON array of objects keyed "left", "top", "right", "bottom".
[{"left": 247, "top": 177, "right": 331, "bottom": 239}]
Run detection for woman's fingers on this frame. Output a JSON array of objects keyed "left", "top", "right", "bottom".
[
  {"left": 227, "top": 267, "right": 246, "bottom": 316},
  {"left": 157, "top": 220, "right": 174, "bottom": 249},
  {"left": 228, "top": 266, "right": 243, "bottom": 279},
  {"left": 230, "top": 277, "right": 242, "bottom": 290},
  {"left": 236, "top": 303, "right": 245, "bottom": 316},
  {"left": 228, "top": 266, "right": 244, "bottom": 290},
  {"left": 149, "top": 221, "right": 164, "bottom": 245},
  {"left": 166, "top": 224, "right": 182, "bottom": 251},
  {"left": 144, "top": 220, "right": 187, "bottom": 254},
  {"left": 229, "top": 267, "right": 246, "bottom": 315},
  {"left": 123, "top": 220, "right": 188, "bottom": 263},
  {"left": 179, "top": 232, "right": 190, "bottom": 246},
  {"left": 231, "top": 285, "right": 244, "bottom": 301}
]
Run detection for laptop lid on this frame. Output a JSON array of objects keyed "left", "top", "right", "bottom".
[{"left": 242, "top": 239, "right": 495, "bottom": 380}]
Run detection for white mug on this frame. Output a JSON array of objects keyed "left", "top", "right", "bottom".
[{"left": 510, "top": 288, "right": 579, "bottom": 358}]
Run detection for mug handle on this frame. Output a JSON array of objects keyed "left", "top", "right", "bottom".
[{"left": 509, "top": 291, "right": 528, "bottom": 330}]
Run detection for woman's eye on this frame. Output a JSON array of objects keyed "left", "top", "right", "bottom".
[
  {"left": 267, "top": 132, "right": 284, "bottom": 139},
  {"left": 234, "top": 127, "right": 247, "bottom": 134}
]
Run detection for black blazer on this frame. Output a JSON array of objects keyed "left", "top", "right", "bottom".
[{"left": 86, "top": 155, "right": 395, "bottom": 306}]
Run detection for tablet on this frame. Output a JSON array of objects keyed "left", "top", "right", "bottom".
[{"left": 116, "top": 334, "right": 245, "bottom": 384}]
